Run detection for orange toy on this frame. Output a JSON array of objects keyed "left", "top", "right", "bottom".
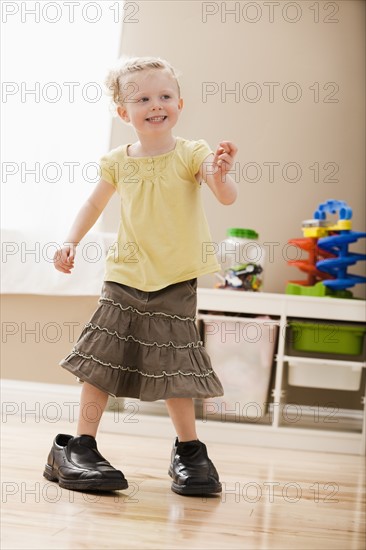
[{"left": 287, "top": 237, "right": 335, "bottom": 286}]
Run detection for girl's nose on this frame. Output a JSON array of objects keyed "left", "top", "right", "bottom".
[{"left": 151, "top": 99, "right": 162, "bottom": 110}]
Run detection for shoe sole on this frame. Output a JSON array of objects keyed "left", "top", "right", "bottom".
[
  {"left": 43, "top": 464, "right": 128, "bottom": 492},
  {"left": 168, "top": 468, "right": 222, "bottom": 496}
]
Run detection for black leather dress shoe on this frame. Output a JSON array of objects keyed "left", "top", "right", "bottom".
[
  {"left": 168, "top": 438, "right": 222, "bottom": 495},
  {"left": 43, "top": 434, "right": 128, "bottom": 492}
]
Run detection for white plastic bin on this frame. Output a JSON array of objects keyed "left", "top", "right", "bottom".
[
  {"left": 287, "top": 359, "right": 363, "bottom": 391},
  {"left": 200, "top": 314, "right": 278, "bottom": 418}
]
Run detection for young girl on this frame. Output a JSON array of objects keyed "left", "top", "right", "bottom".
[{"left": 43, "top": 56, "right": 238, "bottom": 496}]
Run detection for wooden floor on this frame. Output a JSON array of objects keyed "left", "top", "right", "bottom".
[{"left": 1, "top": 415, "right": 365, "bottom": 550}]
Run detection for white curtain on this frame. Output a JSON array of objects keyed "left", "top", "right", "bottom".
[{"left": 1, "top": 1, "right": 122, "bottom": 294}]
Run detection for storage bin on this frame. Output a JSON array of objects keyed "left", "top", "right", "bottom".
[
  {"left": 200, "top": 314, "right": 278, "bottom": 418},
  {"left": 287, "top": 359, "right": 363, "bottom": 391},
  {"left": 288, "top": 321, "right": 366, "bottom": 356}
]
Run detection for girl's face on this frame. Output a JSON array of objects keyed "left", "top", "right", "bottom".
[{"left": 117, "top": 68, "right": 183, "bottom": 137}]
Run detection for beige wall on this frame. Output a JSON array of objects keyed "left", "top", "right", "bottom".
[
  {"left": 1, "top": 295, "right": 98, "bottom": 386},
  {"left": 102, "top": 0, "right": 366, "bottom": 298}
]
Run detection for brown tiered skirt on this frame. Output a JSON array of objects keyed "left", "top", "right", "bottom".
[{"left": 60, "top": 279, "right": 224, "bottom": 401}]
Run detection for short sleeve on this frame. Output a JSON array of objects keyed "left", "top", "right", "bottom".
[
  {"left": 99, "top": 154, "right": 117, "bottom": 188},
  {"left": 190, "top": 139, "right": 213, "bottom": 179}
]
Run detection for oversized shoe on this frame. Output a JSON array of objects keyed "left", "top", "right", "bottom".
[
  {"left": 169, "top": 438, "right": 222, "bottom": 496},
  {"left": 43, "top": 434, "right": 128, "bottom": 492}
]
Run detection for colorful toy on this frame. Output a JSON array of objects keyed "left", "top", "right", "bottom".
[
  {"left": 287, "top": 235, "right": 334, "bottom": 287},
  {"left": 286, "top": 200, "right": 366, "bottom": 298},
  {"left": 226, "top": 263, "right": 263, "bottom": 290}
]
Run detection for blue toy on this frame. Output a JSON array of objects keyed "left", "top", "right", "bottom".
[{"left": 315, "top": 200, "right": 366, "bottom": 291}]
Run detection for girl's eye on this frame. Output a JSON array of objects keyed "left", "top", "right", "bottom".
[
  {"left": 138, "top": 97, "right": 149, "bottom": 102},
  {"left": 162, "top": 95, "right": 170, "bottom": 100}
]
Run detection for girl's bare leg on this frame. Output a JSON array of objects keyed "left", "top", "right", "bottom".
[
  {"left": 165, "top": 397, "right": 198, "bottom": 441},
  {"left": 77, "top": 381, "right": 109, "bottom": 437}
]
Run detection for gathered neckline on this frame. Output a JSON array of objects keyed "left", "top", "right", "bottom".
[{"left": 125, "top": 137, "right": 180, "bottom": 160}]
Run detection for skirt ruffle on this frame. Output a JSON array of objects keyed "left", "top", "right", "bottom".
[{"left": 60, "top": 280, "right": 224, "bottom": 401}]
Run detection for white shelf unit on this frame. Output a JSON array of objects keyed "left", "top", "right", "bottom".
[{"left": 197, "top": 289, "right": 366, "bottom": 455}]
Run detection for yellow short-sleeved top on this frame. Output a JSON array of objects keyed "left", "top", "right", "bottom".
[{"left": 100, "top": 137, "right": 220, "bottom": 291}]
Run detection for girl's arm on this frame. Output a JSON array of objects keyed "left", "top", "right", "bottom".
[
  {"left": 54, "top": 179, "right": 116, "bottom": 274},
  {"left": 198, "top": 141, "right": 238, "bottom": 205}
]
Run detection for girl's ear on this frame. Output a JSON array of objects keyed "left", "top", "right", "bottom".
[
  {"left": 117, "top": 105, "right": 130, "bottom": 123},
  {"left": 178, "top": 98, "right": 184, "bottom": 111}
]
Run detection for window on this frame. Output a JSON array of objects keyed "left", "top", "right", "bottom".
[
  {"left": 1, "top": 2, "right": 122, "bottom": 293},
  {"left": 2, "top": 4, "right": 121, "bottom": 232}
]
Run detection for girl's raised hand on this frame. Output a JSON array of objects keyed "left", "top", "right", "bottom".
[
  {"left": 213, "top": 141, "right": 238, "bottom": 179},
  {"left": 53, "top": 244, "right": 76, "bottom": 274}
]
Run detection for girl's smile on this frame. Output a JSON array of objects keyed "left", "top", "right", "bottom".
[{"left": 145, "top": 115, "right": 168, "bottom": 123}]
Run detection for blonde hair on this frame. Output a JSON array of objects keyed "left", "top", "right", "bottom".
[{"left": 105, "top": 56, "right": 181, "bottom": 109}]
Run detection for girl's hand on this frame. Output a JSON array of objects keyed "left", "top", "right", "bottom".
[
  {"left": 199, "top": 141, "right": 238, "bottom": 204},
  {"left": 53, "top": 244, "right": 77, "bottom": 274},
  {"left": 212, "top": 141, "right": 238, "bottom": 180}
]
